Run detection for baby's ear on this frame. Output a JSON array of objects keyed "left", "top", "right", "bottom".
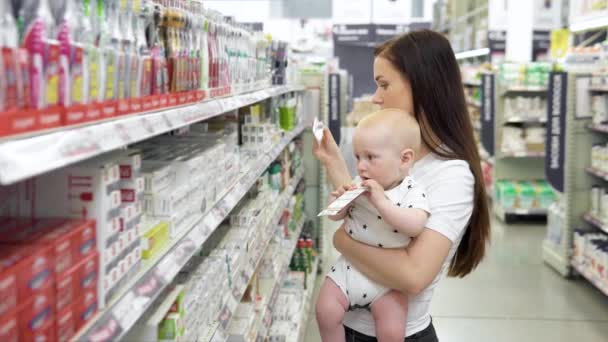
[{"left": 401, "top": 148, "right": 415, "bottom": 165}]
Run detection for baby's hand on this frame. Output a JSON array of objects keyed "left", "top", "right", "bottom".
[{"left": 361, "top": 179, "right": 385, "bottom": 206}]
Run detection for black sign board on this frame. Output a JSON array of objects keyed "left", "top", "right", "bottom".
[
  {"left": 545, "top": 72, "right": 567, "bottom": 193},
  {"left": 328, "top": 73, "right": 341, "bottom": 145},
  {"left": 487, "top": 30, "right": 506, "bottom": 52},
  {"left": 333, "top": 23, "right": 431, "bottom": 47},
  {"left": 480, "top": 74, "right": 495, "bottom": 156}
]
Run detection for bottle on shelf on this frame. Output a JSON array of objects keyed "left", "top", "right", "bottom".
[{"left": 0, "top": 0, "right": 22, "bottom": 111}]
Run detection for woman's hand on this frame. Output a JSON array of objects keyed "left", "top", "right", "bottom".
[
  {"left": 312, "top": 127, "right": 341, "bottom": 165},
  {"left": 333, "top": 224, "right": 351, "bottom": 253}
]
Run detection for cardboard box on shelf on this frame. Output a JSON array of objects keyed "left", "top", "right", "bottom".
[
  {"left": 56, "top": 303, "right": 76, "bottom": 342},
  {"left": 0, "top": 244, "right": 54, "bottom": 301},
  {"left": 17, "top": 285, "right": 55, "bottom": 342}
]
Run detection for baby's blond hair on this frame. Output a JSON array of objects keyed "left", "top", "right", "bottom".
[{"left": 356, "top": 108, "right": 421, "bottom": 152}]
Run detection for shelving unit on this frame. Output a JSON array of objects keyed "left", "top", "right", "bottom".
[
  {"left": 582, "top": 212, "right": 608, "bottom": 235},
  {"left": 572, "top": 261, "right": 608, "bottom": 296},
  {"left": 541, "top": 69, "right": 598, "bottom": 277},
  {"left": 200, "top": 173, "right": 305, "bottom": 342},
  {"left": 585, "top": 167, "right": 608, "bottom": 181},
  {"left": 481, "top": 72, "right": 550, "bottom": 222},
  {"left": 73, "top": 123, "right": 308, "bottom": 341},
  {"left": 0, "top": 85, "right": 305, "bottom": 185},
  {"left": 587, "top": 123, "right": 608, "bottom": 134}
]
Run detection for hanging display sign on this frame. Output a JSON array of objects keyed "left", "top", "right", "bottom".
[
  {"left": 480, "top": 73, "right": 495, "bottom": 156},
  {"left": 328, "top": 73, "right": 341, "bottom": 145},
  {"left": 545, "top": 71, "right": 567, "bottom": 193},
  {"left": 487, "top": 30, "right": 506, "bottom": 53},
  {"left": 532, "top": 30, "right": 551, "bottom": 60},
  {"left": 333, "top": 23, "right": 430, "bottom": 46}
]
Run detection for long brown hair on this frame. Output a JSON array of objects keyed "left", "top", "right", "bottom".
[{"left": 375, "top": 30, "right": 490, "bottom": 277}]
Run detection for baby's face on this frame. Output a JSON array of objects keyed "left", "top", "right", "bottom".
[{"left": 353, "top": 127, "right": 405, "bottom": 189}]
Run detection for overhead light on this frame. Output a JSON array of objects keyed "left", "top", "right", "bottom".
[
  {"left": 454, "top": 48, "right": 490, "bottom": 60},
  {"left": 570, "top": 15, "right": 608, "bottom": 32}
]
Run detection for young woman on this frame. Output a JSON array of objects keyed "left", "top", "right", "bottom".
[{"left": 313, "top": 30, "right": 491, "bottom": 341}]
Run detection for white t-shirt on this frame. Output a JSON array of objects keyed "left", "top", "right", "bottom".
[
  {"left": 343, "top": 151, "right": 475, "bottom": 337},
  {"left": 346, "top": 175, "right": 430, "bottom": 248}
]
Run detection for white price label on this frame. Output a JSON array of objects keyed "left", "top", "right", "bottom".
[
  {"left": 157, "top": 255, "right": 179, "bottom": 282},
  {"left": 112, "top": 291, "right": 147, "bottom": 329}
]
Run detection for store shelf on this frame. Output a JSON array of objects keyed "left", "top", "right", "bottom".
[
  {"left": 493, "top": 202, "right": 547, "bottom": 222},
  {"left": 0, "top": 85, "right": 305, "bottom": 185},
  {"left": 504, "top": 116, "right": 546, "bottom": 124},
  {"left": 73, "top": 125, "right": 306, "bottom": 342},
  {"left": 296, "top": 257, "right": 319, "bottom": 342},
  {"left": 572, "top": 261, "right": 608, "bottom": 297},
  {"left": 589, "top": 85, "right": 608, "bottom": 92},
  {"left": 583, "top": 212, "right": 608, "bottom": 235},
  {"left": 463, "top": 80, "right": 481, "bottom": 87},
  {"left": 201, "top": 172, "right": 304, "bottom": 342},
  {"left": 501, "top": 86, "right": 548, "bottom": 94},
  {"left": 587, "top": 123, "right": 608, "bottom": 134},
  {"left": 252, "top": 218, "right": 307, "bottom": 341},
  {"left": 585, "top": 167, "right": 608, "bottom": 181},
  {"left": 499, "top": 151, "right": 546, "bottom": 158},
  {"left": 467, "top": 99, "right": 481, "bottom": 108}
]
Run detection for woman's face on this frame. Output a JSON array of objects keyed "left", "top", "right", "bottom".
[{"left": 372, "top": 56, "right": 414, "bottom": 114}]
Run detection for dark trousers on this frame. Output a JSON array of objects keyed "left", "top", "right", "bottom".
[{"left": 343, "top": 320, "right": 438, "bottom": 342}]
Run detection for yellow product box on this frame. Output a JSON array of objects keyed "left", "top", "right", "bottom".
[{"left": 141, "top": 221, "right": 170, "bottom": 259}]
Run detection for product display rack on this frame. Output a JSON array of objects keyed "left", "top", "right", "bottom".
[
  {"left": 72, "top": 123, "right": 307, "bottom": 342},
  {"left": 572, "top": 261, "right": 608, "bottom": 296},
  {"left": 0, "top": 85, "right": 305, "bottom": 185},
  {"left": 585, "top": 166, "right": 608, "bottom": 181},
  {"left": 255, "top": 217, "right": 308, "bottom": 341},
  {"left": 200, "top": 171, "right": 305, "bottom": 342},
  {"left": 582, "top": 212, "right": 608, "bottom": 235},
  {"left": 541, "top": 69, "right": 597, "bottom": 277},
  {"left": 484, "top": 73, "right": 549, "bottom": 222}
]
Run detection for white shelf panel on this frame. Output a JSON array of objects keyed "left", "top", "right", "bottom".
[
  {"left": 463, "top": 80, "right": 481, "bottom": 87},
  {"left": 494, "top": 202, "right": 547, "bottom": 220},
  {"left": 0, "top": 85, "right": 305, "bottom": 185},
  {"left": 587, "top": 123, "right": 608, "bottom": 134},
  {"left": 504, "top": 116, "right": 546, "bottom": 124},
  {"left": 500, "top": 151, "right": 546, "bottom": 158},
  {"left": 589, "top": 85, "right": 608, "bottom": 92},
  {"left": 502, "top": 85, "right": 548, "bottom": 93},
  {"left": 572, "top": 261, "right": 608, "bottom": 297},
  {"left": 203, "top": 172, "right": 304, "bottom": 342},
  {"left": 583, "top": 212, "right": 608, "bottom": 235},
  {"left": 585, "top": 167, "right": 608, "bottom": 182},
  {"left": 73, "top": 125, "right": 306, "bottom": 342},
  {"left": 542, "top": 241, "right": 570, "bottom": 277}
]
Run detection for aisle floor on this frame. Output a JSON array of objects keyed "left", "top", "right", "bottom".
[{"left": 304, "top": 217, "right": 608, "bottom": 342}]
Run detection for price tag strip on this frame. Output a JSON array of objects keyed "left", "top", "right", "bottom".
[
  {"left": 0, "top": 85, "right": 304, "bottom": 185},
  {"left": 318, "top": 187, "right": 366, "bottom": 216},
  {"left": 75, "top": 127, "right": 306, "bottom": 342}
]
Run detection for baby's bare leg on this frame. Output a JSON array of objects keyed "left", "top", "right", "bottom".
[
  {"left": 316, "top": 278, "right": 349, "bottom": 342},
  {"left": 371, "top": 290, "right": 408, "bottom": 342}
]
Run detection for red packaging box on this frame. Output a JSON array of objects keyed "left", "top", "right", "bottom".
[
  {"left": 25, "top": 320, "right": 54, "bottom": 342},
  {"left": 74, "top": 288, "right": 98, "bottom": 330},
  {"left": 85, "top": 104, "right": 103, "bottom": 122},
  {"left": 0, "top": 265, "right": 18, "bottom": 318},
  {"left": 18, "top": 285, "right": 54, "bottom": 341},
  {"left": 0, "top": 309, "right": 18, "bottom": 342},
  {"left": 55, "top": 252, "right": 98, "bottom": 312},
  {"left": 129, "top": 98, "right": 142, "bottom": 113},
  {"left": 159, "top": 95, "right": 169, "bottom": 108},
  {"left": 100, "top": 101, "right": 117, "bottom": 118},
  {"left": 38, "top": 105, "right": 64, "bottom": 130},
  {"left": 38, "top": 219, "right": 96, "bottom": 271},
  {"left": 0, "top": 244, "right": 54, "bottom": 300},
  {"left": 64, "top": 104, "right": 89, "bottom": 126},
  {"left": 0, "top": 109, "right": 39, "bottom": 138},
  {"left": 56, "top": 303, "right": 76, "bottom": 342}
]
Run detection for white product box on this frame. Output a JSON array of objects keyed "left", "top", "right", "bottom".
[
  {"left": 144, "top": 184, "right": 190, "bottom": 217},
  {"left": 141, "top": 164, "right": 173, "bottom": 195},
  {"left": 35, "top": 157, "right": 124, "bottom": 308}
]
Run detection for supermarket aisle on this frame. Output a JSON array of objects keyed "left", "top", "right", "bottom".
[{"left": 304, "top": 217, "right": 608, "bottom": 342}]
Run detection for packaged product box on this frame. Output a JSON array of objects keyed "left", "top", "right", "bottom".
[
  {"left": 56, "top": 303, "right": 76, "bottom": 342},
  {"left": 515, "top": 182, "right": 536, "bottom": 209},
  {"left": 18, "top": 285, "right": 55, "bottom": 341},
  {"left": 158, "top": 312, "right": 184, "bottom": 341},
  {"left": 34, "top": 158, "right": 123, "bottom": 308},
  {"left": 141, "top": 221, "right": 170, "bottom": 259},
  {"left": 74, "top": 288, "right": 98, "bottom": 330},
  {"left": 55, "top": 252, "right": 99, "bottom": 312},
  {"left": 0, "top": 307, "right": 18, "bottom": 342},
  {"left": 0, "top": 244, "right": 54, "bottom": 301}
]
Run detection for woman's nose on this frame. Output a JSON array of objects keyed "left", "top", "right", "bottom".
[{"left": 372, "top": 90, "right": 383, "bottom": 105}]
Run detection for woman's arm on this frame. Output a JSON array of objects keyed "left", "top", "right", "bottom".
[
  {"left": 333, "top": 225, "right": 452, "bottom": 295},
  {"left": 312, "top": 128, "right": 352, "bottom": 188}
]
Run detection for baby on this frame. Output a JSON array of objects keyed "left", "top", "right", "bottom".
[{"left": 315, "top": 109, "right": 430, "bottom": 342}]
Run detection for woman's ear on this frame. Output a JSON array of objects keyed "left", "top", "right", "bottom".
[{"left": 401, "top": 148, "right": 415, "bottom": 168}]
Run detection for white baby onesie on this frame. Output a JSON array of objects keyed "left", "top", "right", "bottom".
[{"left": 327, "top": 175, "right": 430, "bottom": 310}]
